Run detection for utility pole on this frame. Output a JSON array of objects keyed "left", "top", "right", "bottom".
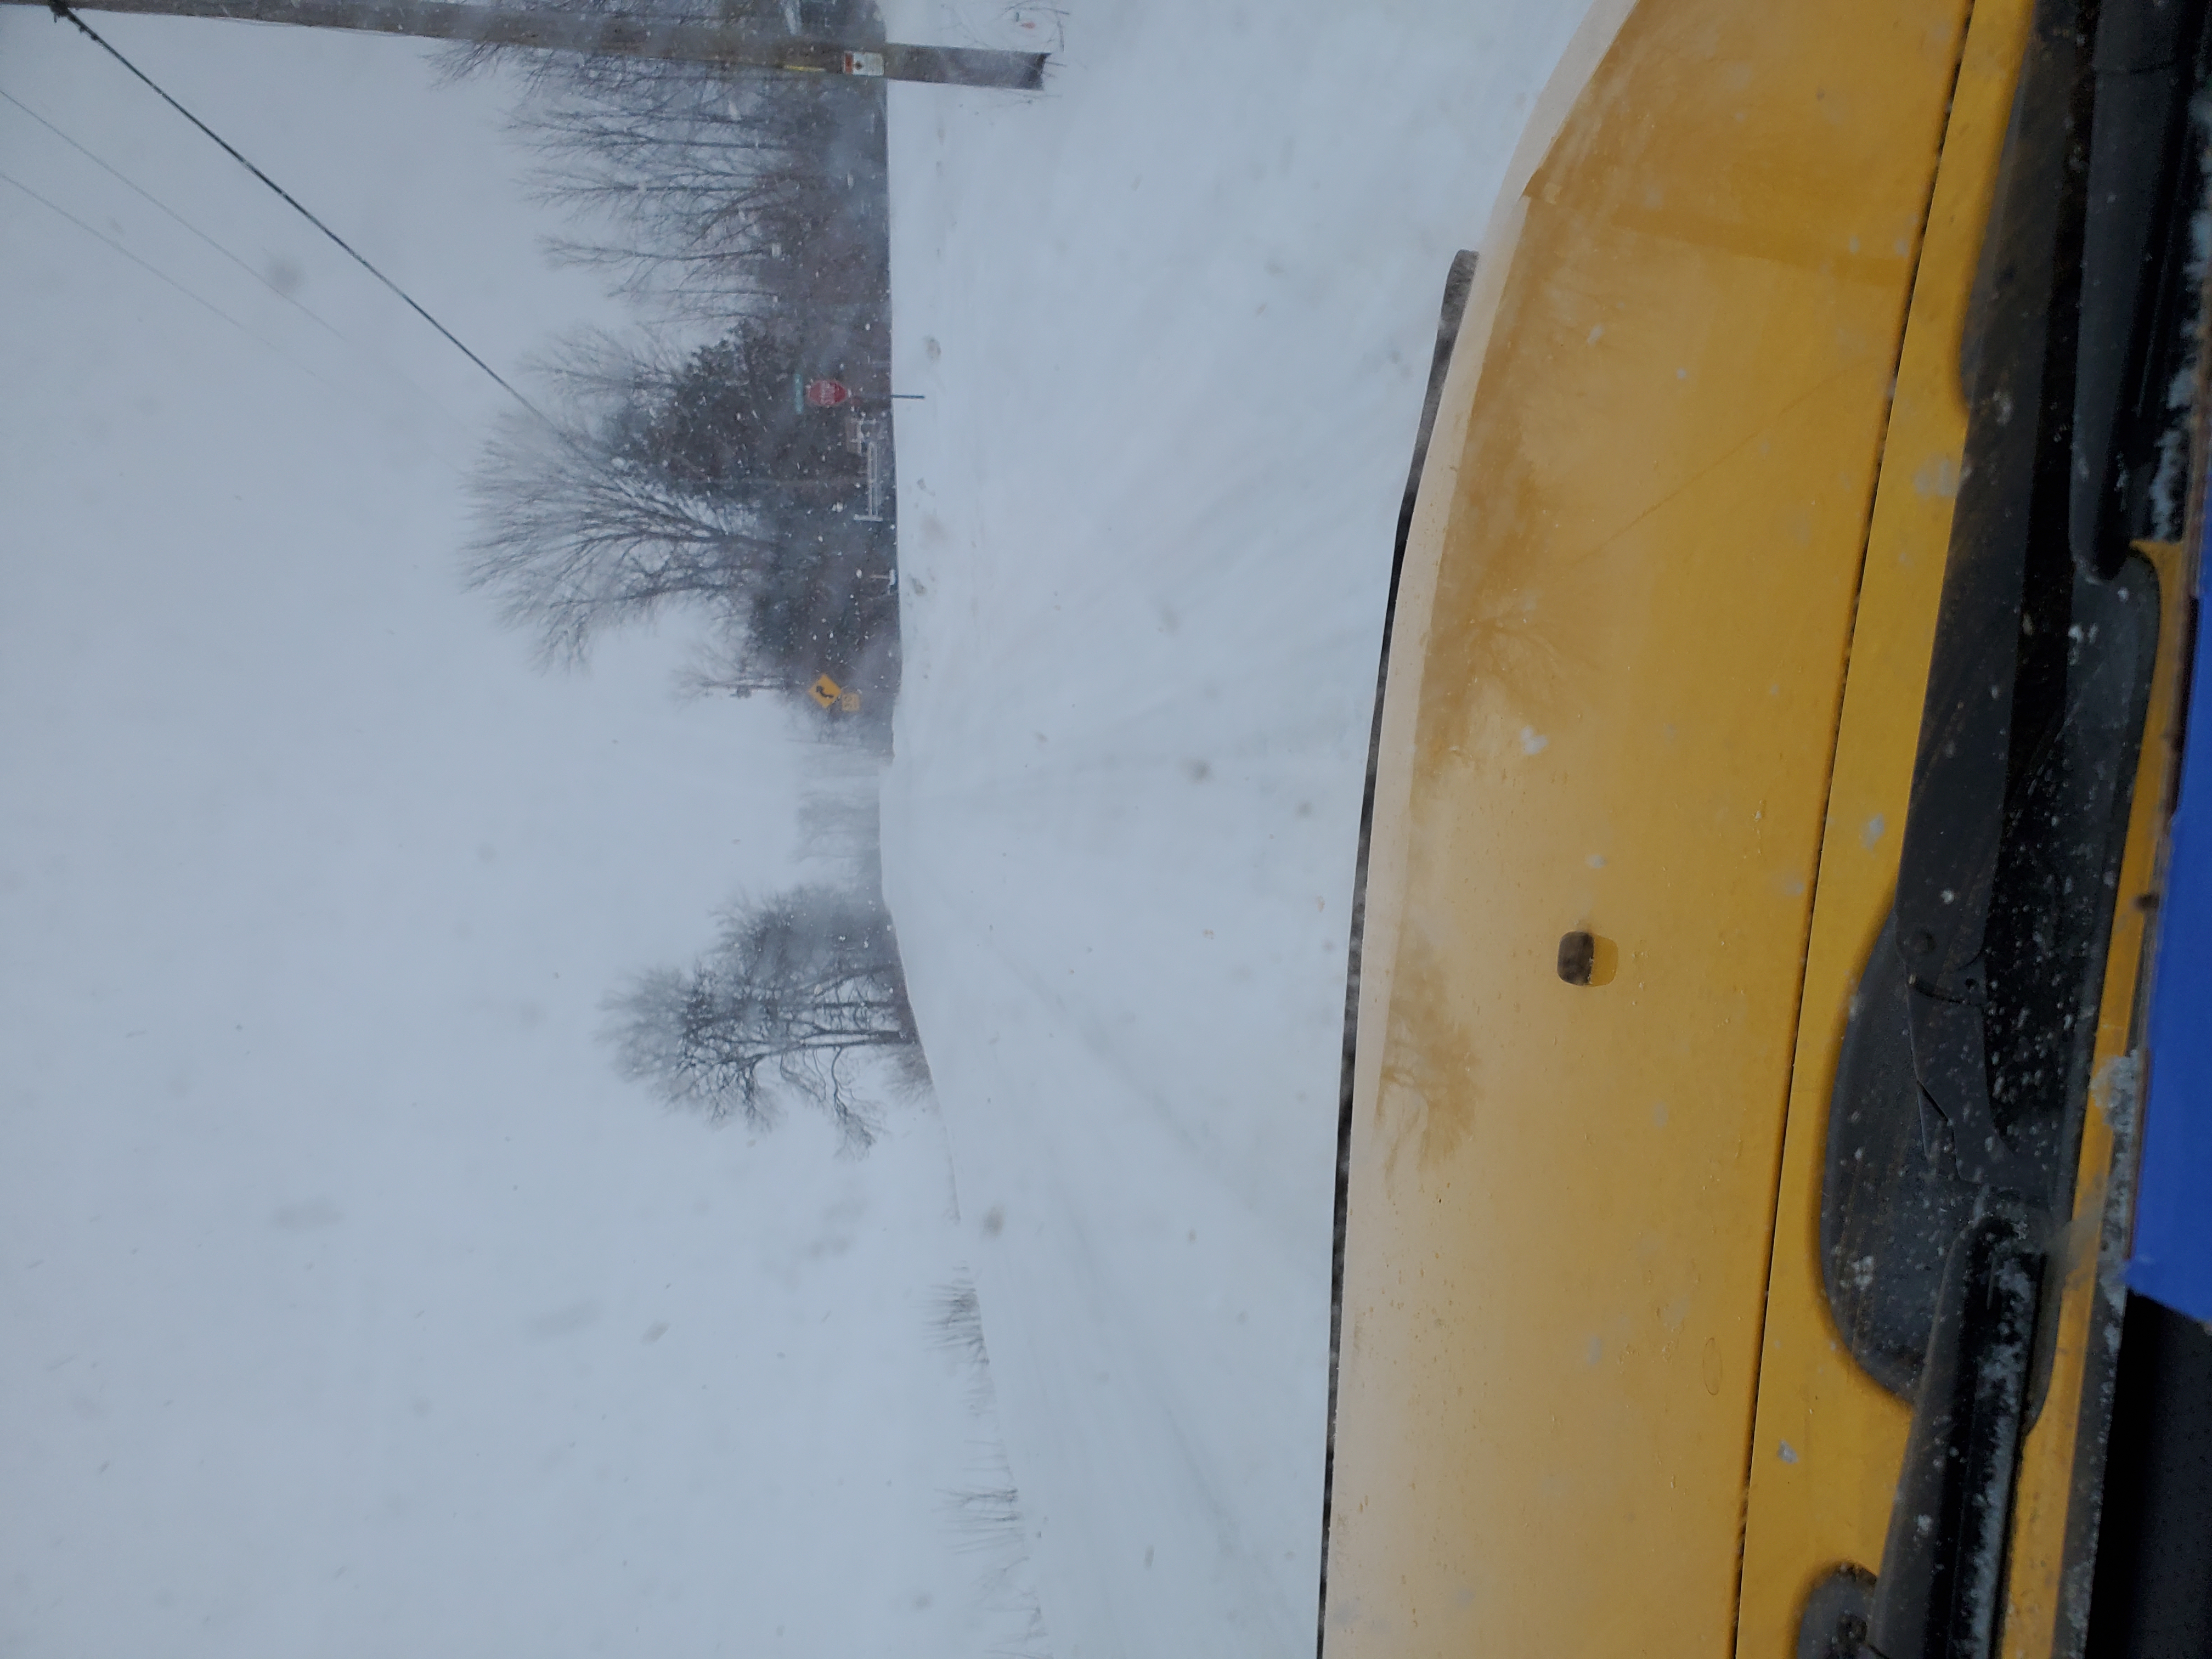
[{"left": 5, "top": 0, "right": 1047, "bottom": 89}]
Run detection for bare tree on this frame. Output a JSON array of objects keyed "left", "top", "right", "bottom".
[
  {"left": 466, "top": 337, "right": 765, "bottom": 662},
  {"left": 454, "top": 0, "right": 902, "bottom": 738},
  {"left": 465, "top": 324, "right": 839, "bottom": 663},
  {"left": 526, "top": 62, "right": 876, "bottom": 313},
  {"left": 454, "top": 0, "right": 893, "bottom": 318},
  {"left": 673, "top": 622, "right": 793, "bottom": 698},
  {"left": 607, "top": 884, "right": 918, "bottom": 1148}
]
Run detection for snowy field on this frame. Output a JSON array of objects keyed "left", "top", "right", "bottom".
[
  {"left": 879, "top": 4, "right": 1591, "bottom": 1654},
  {"left": 0, "top": 20, "right": 1034, "bottom": 1659}
]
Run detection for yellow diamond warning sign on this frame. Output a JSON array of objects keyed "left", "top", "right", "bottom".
[{"left": 809, "top": 674, "right": 842, "bottom": 708}]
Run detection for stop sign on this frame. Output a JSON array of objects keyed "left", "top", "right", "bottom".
[{"left": 805, "top": 379, "right": 851, "bottom": 408}]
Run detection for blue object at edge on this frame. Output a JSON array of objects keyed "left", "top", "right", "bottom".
[{"left": 2132, "top": 517, "right": 2212, "bottom": 1325}]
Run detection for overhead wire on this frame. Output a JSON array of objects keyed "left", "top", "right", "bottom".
[
  {"left": 0, "top": 163, "right": 352, "bottom": 403},
  {"left": 46, "top": 0, "right": 559, "bottom": 431},
  {"left": 0, "top": 79, "right": 483, "bottom": 452},
  {"left": 0, "top": 82, "right": 348, "bottom": 343}
]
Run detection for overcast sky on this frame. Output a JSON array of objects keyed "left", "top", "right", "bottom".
[{"left": 0, "top": 14, "right": 1030, "bottom": 1656}]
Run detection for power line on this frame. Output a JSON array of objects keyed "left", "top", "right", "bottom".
[
  {"left": 0, "top": 82, "right": 346, "bottom": 343},
  {"left": 0, "top": 163, "right": 348, "bottom": 401},
  {"left": 0, "top": 79, "right": 482, "bottom": 449},
  {"left": 47, "top": 0, "right": 555, "bottom": 427},
  {"left": 1, "top": 164, "right": 239, "bottom": 329}
]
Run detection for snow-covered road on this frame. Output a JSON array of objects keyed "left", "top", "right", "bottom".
[{"left": 879, "top": 5, "right": 1592, "bottom": 1652}]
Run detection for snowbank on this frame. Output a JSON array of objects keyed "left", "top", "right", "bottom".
[{"left": 878, "top": 4, "right": 1592, "bottom": 1652}]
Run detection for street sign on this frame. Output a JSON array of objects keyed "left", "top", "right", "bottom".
[
  {"left": 805, "top": 379, "right": 851, "bottom": 408},
  {"left": 809, "top": 674, "right": 842, "bottom": 708}
]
